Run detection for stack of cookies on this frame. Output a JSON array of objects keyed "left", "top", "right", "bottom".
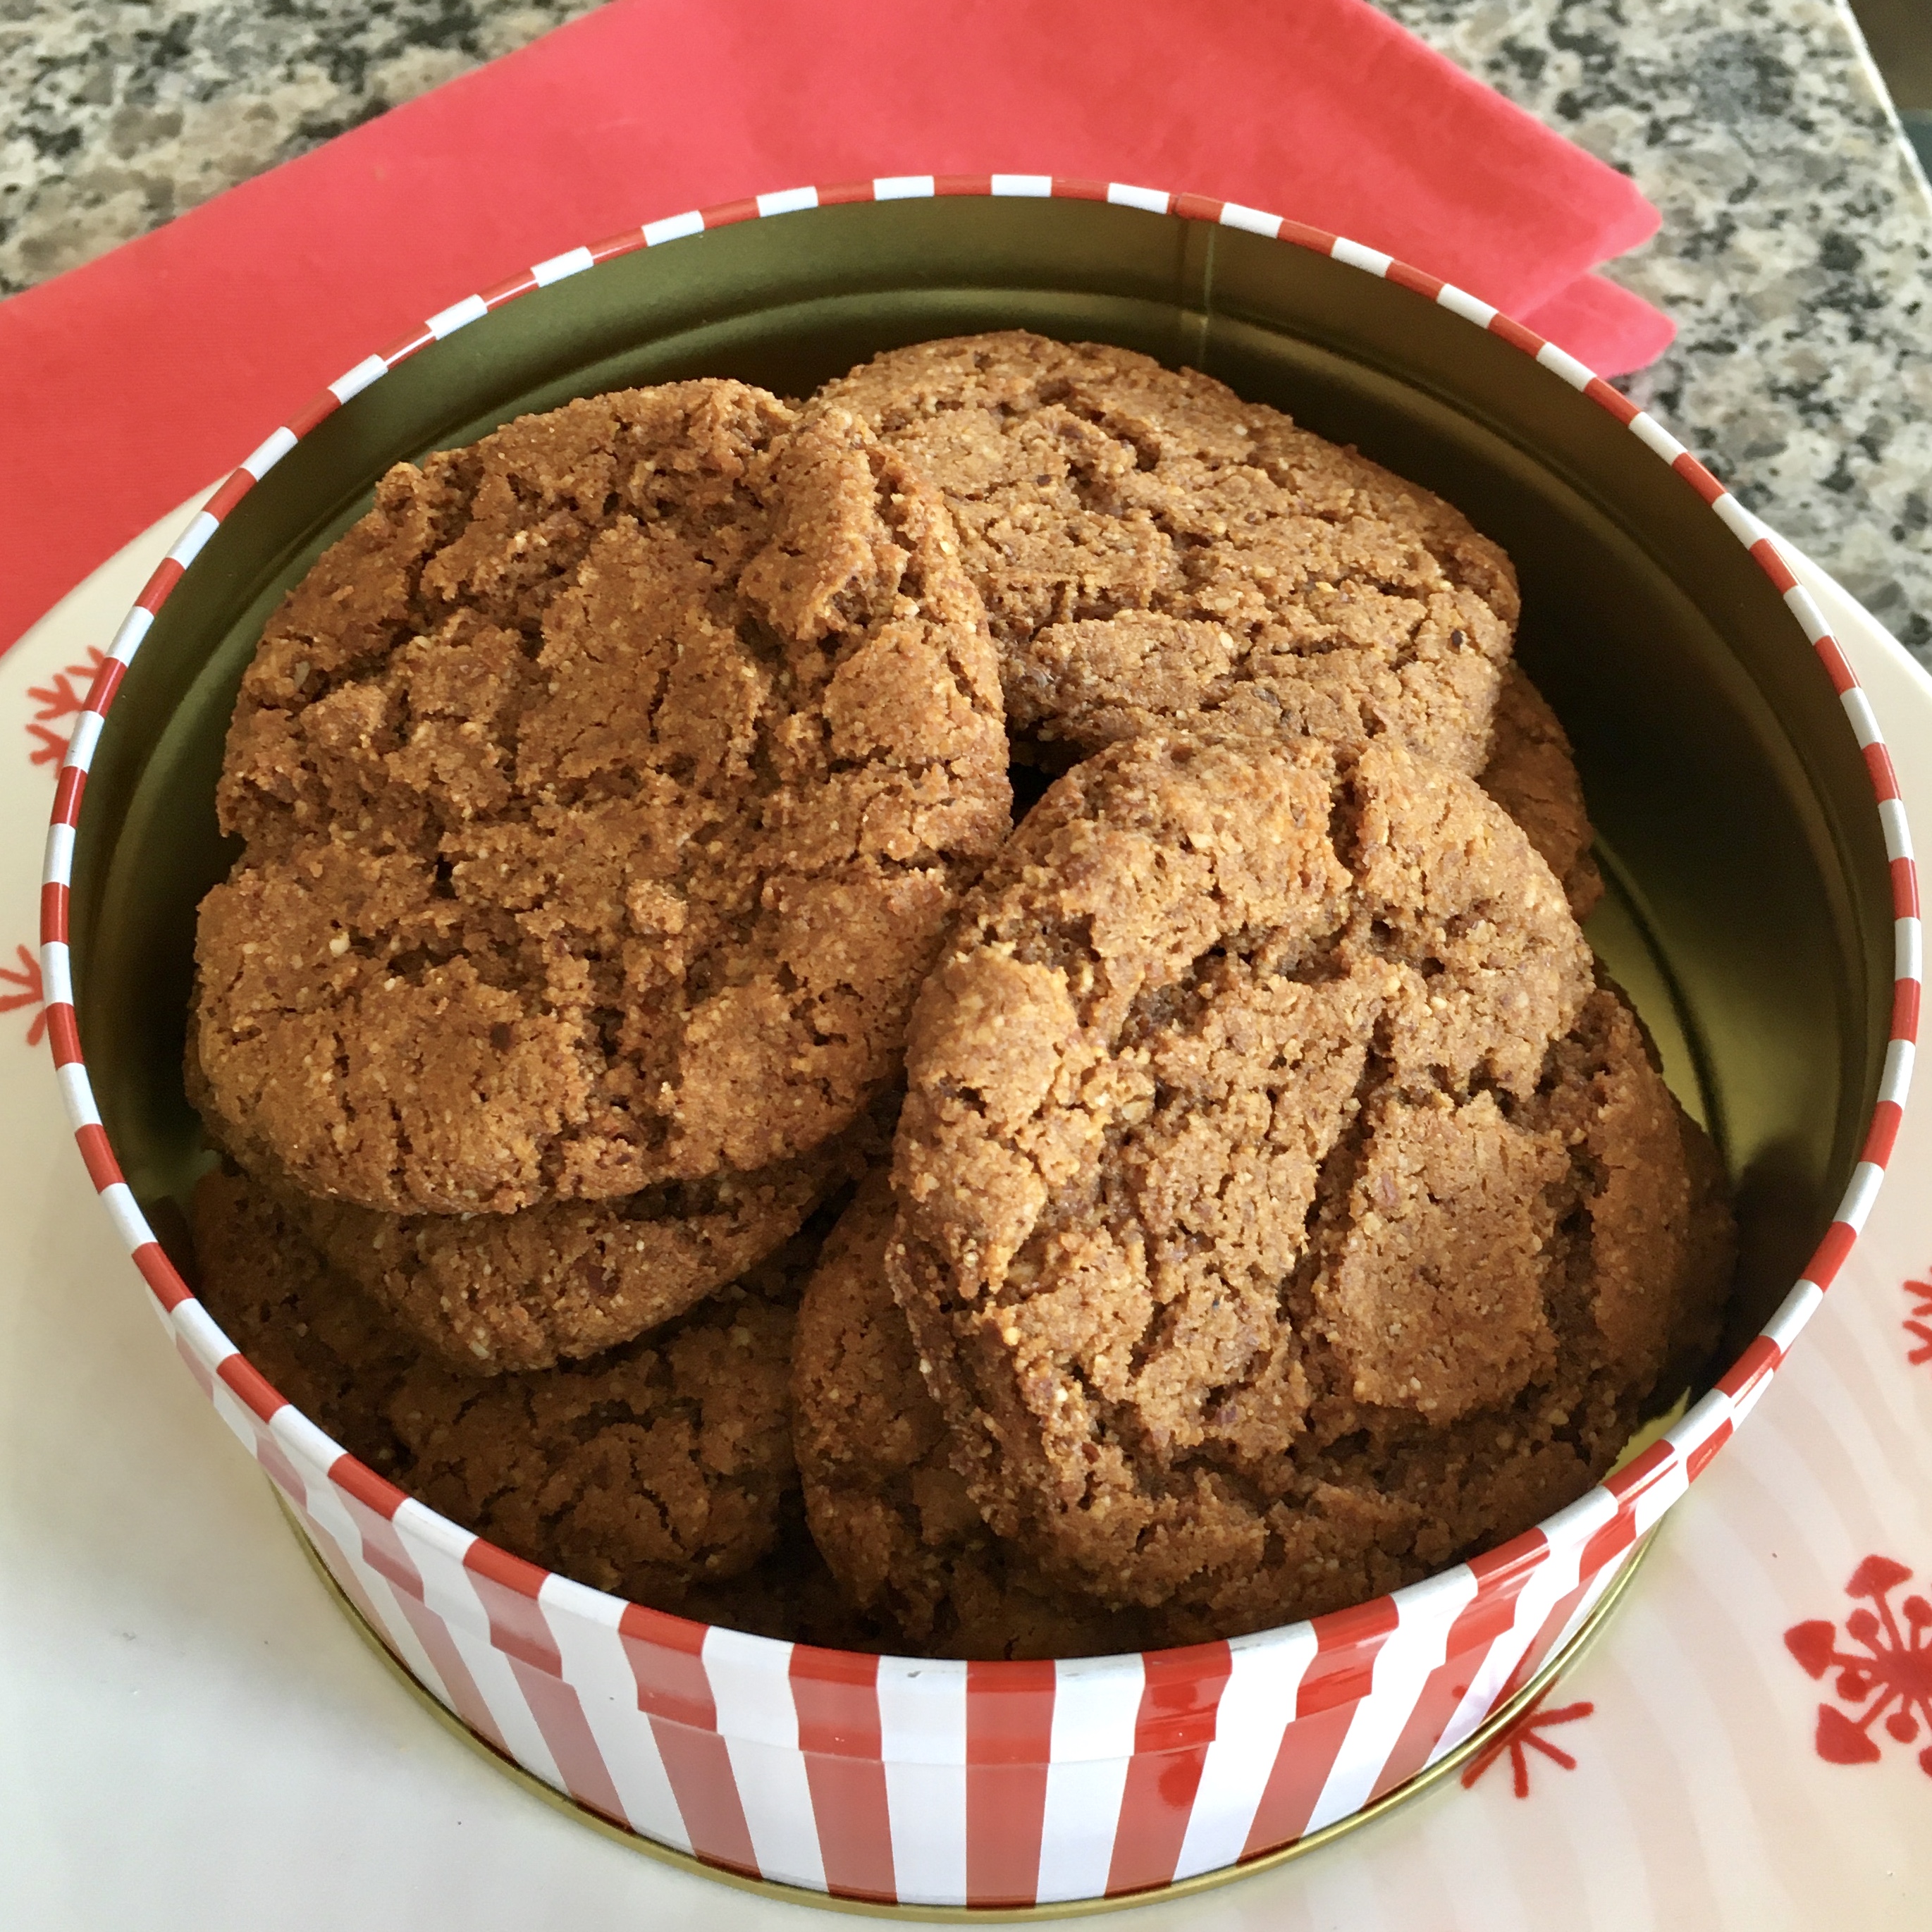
[{"left": 189, "top": 333, "right": 1735, "bottom": 1656}]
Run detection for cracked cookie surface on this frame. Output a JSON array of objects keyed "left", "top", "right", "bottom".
[
  {"left": 795, "top": 1171, "right": 1149, "bottom": 1659},
  {"left": 191, "top": 1165, "right": 803, "bottom": 1608},
  {"left": 194, "top": 382, "right": 1010, "bottom": 1216},
  {"left": 813, "top": 331, "right": 1517, "bottom": 774},
  {"left": 888, "top": 733, "right": 1731, "bottom": 1633}
]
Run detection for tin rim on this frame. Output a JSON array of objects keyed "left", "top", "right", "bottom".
[{"left": 36, "top": 171, "right": 1920, "bottom": 1788}]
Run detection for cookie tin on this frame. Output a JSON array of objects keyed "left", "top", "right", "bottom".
[{"left": 43, "top": 180, "right": 1918, "bottom": 1912}]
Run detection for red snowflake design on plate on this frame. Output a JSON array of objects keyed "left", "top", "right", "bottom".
[
  {"left": 0, "top": 945, "right": 45, "bottom": 1047},
  {"left": 1459, "top": 1685, "right": 1594, "bottom": 1798},
  {"left": 1906, "top": 1276, "right": 1932, "bottom": 1370},
  {"left": 1784, "top": 1556, "right": 1932, "bottom": 1776},
  {"left": 26, "top": 646, "right": 107, "bottom": 768}
]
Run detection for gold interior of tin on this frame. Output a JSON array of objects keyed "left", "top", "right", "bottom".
[{"left": 283, "top": 1494, "right": 1654, "bottom": 1919}]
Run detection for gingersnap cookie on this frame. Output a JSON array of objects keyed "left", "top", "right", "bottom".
[
  {"left": 888, "top": 733, "right": 1732, "bottom": 1635},
  {"left": 185, "top": 1012, "right": 871, "bottom": 1375},
  {"left": 812, "top": 331, "right": 1518, "bottom": 774},
  {"left": 795, "top": 1172, "right": 1149, "bottom": 1659},
  {"left": 271, "top": 1141, "right": 844, "bottom": 1374},
  {"left": 1477, "top": 667, "right": 1604, "bottom": 921},
  {"left": 194, "top": 383, "right": 1010, "bottom": 1217},
  {"left": 191, "top": 1165, "right": 804, "bottom": 1608}
]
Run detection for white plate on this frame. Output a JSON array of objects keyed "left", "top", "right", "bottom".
[{"left": 3, "top": 502, "right": 1928, "bottom": 1930}]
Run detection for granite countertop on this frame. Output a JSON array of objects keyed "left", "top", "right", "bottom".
[
  {"left": 4, "top": 0, "right": 1929, "bottom": 665},
  {"left": 1384, "top": 0, "right": 1932, "bottom": 666}
]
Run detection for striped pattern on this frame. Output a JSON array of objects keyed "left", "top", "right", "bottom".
[{"left": 37, "top": 178, "right": 1919, "bottom": 1909}]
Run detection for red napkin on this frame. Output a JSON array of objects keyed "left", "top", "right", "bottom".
[{"left": 0, "top": 0, "right": 1670, "bottom": 656}]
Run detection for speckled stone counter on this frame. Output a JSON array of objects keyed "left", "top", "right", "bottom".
[
  {"left": 0, "top": 2, "right": 601, "bottom": 289},
  {"left": 1384, "top": 1, "right": 1932, "bottom": 662},
  {"left": 4, "top": 0, "right": 1930, "bottom": 662}
]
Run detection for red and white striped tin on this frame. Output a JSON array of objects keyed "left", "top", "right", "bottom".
[{"left": 39, "top": 178, "right": 1921, "bottom": 1910}]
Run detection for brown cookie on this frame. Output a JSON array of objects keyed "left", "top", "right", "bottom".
[
  {"left": 195, "top": 383, "right": 1010, "bottom": 1217},
  {"left": 1477, "top": 667, "right": 1604, "bottom": 920},
  {"left": 794, "top": 1171, "right": 1149, "bottom": 1659},
  {"left": 185, "top": 1024, "right": 873, "bottom": 1375},
  {"left": 272, "top": 1143, "right": 843, "bottom": 1375},
  {"left": 888, "top": 733, "right": 1731, "bottom": 1634},
  {"left": 191, "top": 1165, "right": 804, "bottom": 1608},
  {"left": 812, "top": 331, "right": 1518, "bottom": 774}
]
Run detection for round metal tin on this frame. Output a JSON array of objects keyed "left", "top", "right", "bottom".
[{"left": 42, "top": 178, "right": 1919, "bottom": 1912}]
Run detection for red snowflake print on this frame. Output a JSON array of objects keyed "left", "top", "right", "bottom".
[
  {"left": 1905, "top": 1276, "right": 1932, "bottom": 1370},
  {"left": 26, "top": 646, "right": 108, "bottom": 768},
  {"left": 0, "top": 945, "right": 45, "bottom": 1047},
  {"left": 1460, "top": 1685, "right": 1594, "bottom": 1798},
  {"left": 1784, "top": 1556, "right": 1932, "bottom": 1776}
]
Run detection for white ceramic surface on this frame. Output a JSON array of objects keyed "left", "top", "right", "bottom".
[{"left": 3, "top": 502, "right": 1928, "bottom": 1929}]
